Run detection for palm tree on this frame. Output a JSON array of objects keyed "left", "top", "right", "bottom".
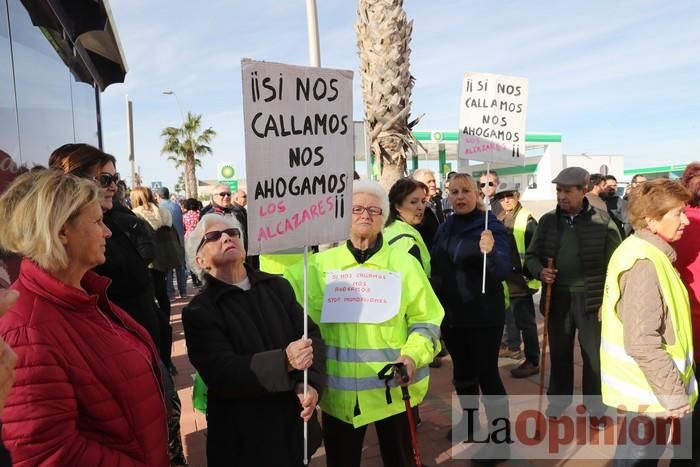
[
  {"left": 160, "top": 112, "right": 216, "bottom": 198},
  {"left": 356, "top": 0, "right": 422, "bottom": 190}
]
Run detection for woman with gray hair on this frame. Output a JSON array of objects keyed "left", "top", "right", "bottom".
[
  {"left": 284, "top": 179, "right": 444, "bottom": 467},
  {"left": 182, "top": 213, "right": 325, "bottom": 466}
]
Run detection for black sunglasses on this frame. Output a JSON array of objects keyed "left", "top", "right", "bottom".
[
  {"left": 197, "top": 228, "right": 241, "bottom": 252},
  {"left": 480, "top": 182, "right": 495, "bottom": 188},
  {"left": 93, "top": 172, "right": 120, "bottom": 187},
  {"left": 215, "top": 192, "right": 232, "bottom": 197}
]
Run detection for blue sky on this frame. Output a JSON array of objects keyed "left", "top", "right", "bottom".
[{"left": 101, "top": 0, "right": 700, "bottom": 190}]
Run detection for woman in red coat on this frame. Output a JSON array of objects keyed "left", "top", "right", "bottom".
[
  {"left": 673, "top": 162, "right": 700, "bottom": 466},
  {"left": 0, "top": 169, "right": 169, "bottom": 466}
]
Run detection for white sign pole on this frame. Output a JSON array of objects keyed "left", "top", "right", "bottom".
[
  {"left": 482, "top": 162, "right": 490, "bottom": 294},
  {"left": 302, "top": 245, "right": 309, "bottom": 465},
  {"left": 305, "top": 5, "right": 320, "bottom": 459}
]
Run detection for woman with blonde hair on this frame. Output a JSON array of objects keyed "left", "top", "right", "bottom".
[
  {"left": 600, "top": 178, "right": 697, "bottom": 464},
  {"left": 130, "top": 186, "right": 184, "bottom": 373},
  {"left": 430, "top": 173, "right": 511, "bottom": 459},
  {"left": 0, "top": 169, "right": 168, "bottom": 466}
]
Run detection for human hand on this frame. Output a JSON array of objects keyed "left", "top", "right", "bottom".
[
  {"left": 393, "top": 355, "right": 416, "bottom": 386},
  {"left": 479, "top": 230, "right": 495, "bottom": 254},
  {"left": 667, "top": 403, "right": 691, "bottom": 419},
  {"left": 539, "top": 267, "right": 558, "bottom": 284},
  {"left": 0, "top": 289, "right": 19, "bottom": 317},
  {"left": 285, "top": 338, "right": 313, "bottom": 371},
  {"left": 295, "top": 383, "right": 319, "bottom": 422}
]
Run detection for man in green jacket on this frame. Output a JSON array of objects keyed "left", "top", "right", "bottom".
[{"left": 525, "top": 167, "right": 621, "bottom": 425}]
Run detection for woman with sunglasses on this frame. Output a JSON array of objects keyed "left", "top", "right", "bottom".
[
  {"left": 284, "top": 180, "right": 444, "bottom": 467},
  {"left": 49, "top": 144, "right": 160, "bottom": 347},
  {"left": 431, "top": 173, "right": 511, "bottom": 461},
  {"left": 182, "top": 213, "right": 325, "bottom": 466}
]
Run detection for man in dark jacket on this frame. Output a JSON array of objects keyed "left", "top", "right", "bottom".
[
  {"left": 525, "top": 167, "right": 621, "bottom": 423},
  {"left": 601, "top": 174, "right": 627, "bottom": 237},
  {"left": 156, "top": 187, "right": 188, "bottom": 299}
]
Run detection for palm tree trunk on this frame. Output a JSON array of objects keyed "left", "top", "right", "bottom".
[
  {"left": 185, "top": 150, "right": 198, "bottom": 198},
  {"left": 356, "top": 0, "right": 415, "bottom": 191}
]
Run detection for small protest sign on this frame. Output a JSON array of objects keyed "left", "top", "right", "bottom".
[
  {"left": 241, "top": 59, "right": 354, "bottom": 255},
  {"left": 321, "top": 268, "right": 402, "bottom": 323},
  {"left": 458, "top": 72, "right": 528, "bottom": 165}
]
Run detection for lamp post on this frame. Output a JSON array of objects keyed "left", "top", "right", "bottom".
[{"left": 162, "top": 90, "right": 194, "bottom": 197}]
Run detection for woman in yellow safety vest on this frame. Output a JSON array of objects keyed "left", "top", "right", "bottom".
[
  {"left": 384, "top": 177, "right": 431, "bottom": 276},
  {"left": 600, "top": 178, "right": 698, "bottom": 465},
  {"left": 285, "top": 179, "right": 444, "bottom": 467}
]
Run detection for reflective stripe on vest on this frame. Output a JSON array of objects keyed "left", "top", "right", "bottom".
[
  {"left": 513, "top": 208, "right": 541, "bottom": 291},
  {"left": 327, "top": 366, "right": 430, "bottom": 391},
  {"left": 600, "top": 235, "right": 698, "bottom": 413},
  {"left": 408, "top": 323, "right": 441, "bottom": 353},
  {"left": 326, "top": 346, "right": 400, "bottom": 363}
]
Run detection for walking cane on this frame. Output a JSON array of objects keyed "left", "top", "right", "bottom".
[
  {"left": 378, "top": 363, "right": 425, "bottom": 467},
  {"left": 535, "top": 257, "right": 554, "bottom": 440}
]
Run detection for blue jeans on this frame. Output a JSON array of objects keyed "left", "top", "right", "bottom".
[{"left": 167, "top": 265, "right": 187, "bottom": 296}]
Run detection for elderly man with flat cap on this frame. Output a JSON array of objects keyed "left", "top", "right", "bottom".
[{"left": 525, "top": 167, "right": 621, "bottom": 426}]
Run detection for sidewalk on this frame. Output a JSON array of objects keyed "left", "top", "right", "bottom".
[{"left": 169, "top": 291, "right": 625, "bottom": 467}]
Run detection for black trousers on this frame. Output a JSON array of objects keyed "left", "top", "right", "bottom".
[
  {"left": 322, "top": 411, "right": 416, "bottom": 467},
  {"left": 546, "top": 288, "right": 603, "bottom": 414},
  {"left": 442, "top": 325, "right": 507, "bottom": 397},
  {"left": 150, "top": 269, "right": 173, "bottom": 367}
]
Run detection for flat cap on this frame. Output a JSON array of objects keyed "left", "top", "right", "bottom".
[
  {"left": 552, "top": 167, "right": 589, "bottom": 186},
  {"left": 495, "top": 181, "right": 520, "bottom": 197}
]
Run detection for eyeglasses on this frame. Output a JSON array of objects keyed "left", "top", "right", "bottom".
[
  {"left": 196, "top": 227, "right": 241, "bottom": 252},
  {"left": 480, "top": 182, "right": 495, "bottom": 188},
  {"left": 351, "top": 205, "right": 383, "bottom": 217},
  {"left": 92, "top": 173, "right": 120, "bottom": 187},
  {"left": 215, "top": 192, "right": 232, "bottom": 197}
]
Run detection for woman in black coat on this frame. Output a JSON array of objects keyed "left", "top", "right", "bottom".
[
  {"left": 431, "top": 173, "right": 511, "bottom": 462},
  {"left": 183, "top": 213, "right": 325, "bottom": 466}
]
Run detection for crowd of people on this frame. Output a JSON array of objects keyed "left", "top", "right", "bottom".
[{"left": 0, "top": 143, "right": 698, "bottom": 467}]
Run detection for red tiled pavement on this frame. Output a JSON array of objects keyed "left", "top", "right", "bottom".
[{"left": 169, "top": 290, "right": 668, "bottom": 467}]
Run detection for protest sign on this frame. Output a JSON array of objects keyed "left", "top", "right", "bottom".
[
  {"left": 241, "top": 59, "right": 354, "bottom": 255},
  {"left": 458, "top": 72, "right": 528, "bottom": 165},
  {"left": 321, "top": 268, "right": 402, "bottom": 324}
]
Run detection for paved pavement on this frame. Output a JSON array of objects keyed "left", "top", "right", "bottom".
[{"left": 168, "top": 290, "right": 645, "bottom": 467}]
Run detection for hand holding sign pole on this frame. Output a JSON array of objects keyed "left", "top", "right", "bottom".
[{"left": 457, "top": 72, "right": 528, "bottom": 294}]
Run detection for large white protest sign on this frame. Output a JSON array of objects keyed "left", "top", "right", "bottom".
[
  {"left": 321, "top": 268, "right": 402, "bottom": 324},
  {"left": 458, "top": 72, "right": 528, "bottom": 165},
  {"left": 241, "top": 59, "right": 354, "bottom": 255}
]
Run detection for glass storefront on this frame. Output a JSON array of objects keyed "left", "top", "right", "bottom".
[{"left": 0, "top": 0, "right": 104, "bottom": 282}]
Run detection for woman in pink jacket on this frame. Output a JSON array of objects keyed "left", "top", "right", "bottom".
[{"left": 0, "top": 169, "right": 168, "bottom": 466}]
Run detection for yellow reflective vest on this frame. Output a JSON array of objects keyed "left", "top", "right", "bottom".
[
  {"left": 259, "top": 247, "right": 306, "bottom": 275},
  {"left": 600, "top": 235, "right": 698, "bottom": 413},
  {"left": 513, "top": 208, "right": 541, "bottom": 292},
  {"left": 384, "top": 220, "right": 431, "bottom": 277},
  {"left": 284, "top": 240, "right": 444, "bottom": 427}
]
